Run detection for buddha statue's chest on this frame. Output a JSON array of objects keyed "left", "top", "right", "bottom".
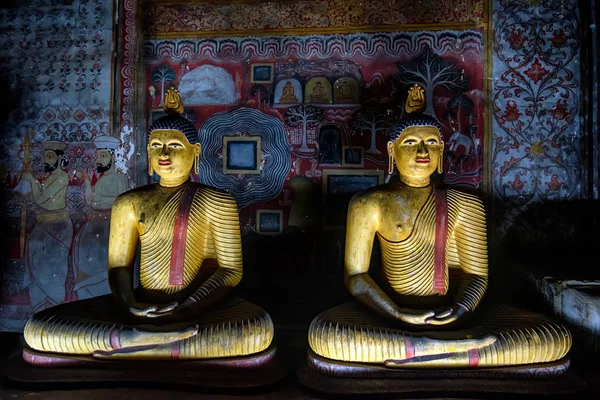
[
  {"left": 136, "top": 189, "right": 189, "bottom": 235},
  {"left": 377, "top": 191, "right": 431, "bottom": 242},
  {"left": 137, "top": 189, "right": 213, "bottom": 292}
]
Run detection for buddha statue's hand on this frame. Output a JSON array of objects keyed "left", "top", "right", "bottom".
[
  {"left": 128, "top": 301, "right": 178, "bottom": 318},
  {"left": 396, "top": 309, "right": 436, "bottom": 325},
  {"left": 92, "top": 324, "right": 199, "bottom": 358},
  {"left": 424, "top": 305, "right": 468, "bottom": 326}
]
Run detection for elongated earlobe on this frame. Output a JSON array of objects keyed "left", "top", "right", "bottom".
[
  {"left": 386, "top": 141, "right": 395, "bottom": 175},
  {"left": 147, "top": 148, "right": 154, "bottom": 176},
  {"left": 437, "top": 142, "right": 444, "bottom": 174}
]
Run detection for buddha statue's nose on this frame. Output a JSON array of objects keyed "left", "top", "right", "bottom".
[{"left": 417, "top": 140, "right": 427, "bottom": 155}]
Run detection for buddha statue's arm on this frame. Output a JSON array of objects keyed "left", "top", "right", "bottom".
[
  {"left": 424, "top": 192, "right": 489, "bottom": 326},
  {"left": 453, "top": 193, "right": 488, "bottom": 313},
  {"left": 344, "top": 193, "right": 431, "bottom": 324},
  {"left": 178, "top": 190, "right": 243, "bottom": 314},
  {"left": 107, "top": 195, "right": 139, "bottom": 306},
  {"left": 108, "top": 194, "right": 176, "bottom": 317}
]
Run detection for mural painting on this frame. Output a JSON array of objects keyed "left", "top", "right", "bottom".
[
  {"left": 145, "top": 30, "right": 485, "bottom": 235},
  {"left": 0, "top": 1, "right": 120, "bottom": 330},
  {"left": 492, "top": 0, "right": 582, "bottom": 246}
]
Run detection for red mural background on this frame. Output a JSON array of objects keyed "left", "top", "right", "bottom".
[{"left": 145, "top": 31, "right": 485, "bottom": 233}]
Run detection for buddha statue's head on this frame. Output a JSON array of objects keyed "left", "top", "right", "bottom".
[
  {"left": 387, "top": 84, "right": 444, "bottom": 187},
  {"left": 147, "top": 87, "right": 200, "bottom": 187}
]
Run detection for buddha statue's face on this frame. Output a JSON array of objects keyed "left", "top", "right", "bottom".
[
  {"left": 387, "top": 125, "right": 443, "bottom": 186},
  {"left": 148, "top": 129, "right": 200, "bottom": 184}
]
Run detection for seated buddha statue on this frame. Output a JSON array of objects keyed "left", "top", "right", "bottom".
[
  {"left": 279, "top": 81, "right": 299, "bottom": 104},
  {"left": 335, "top": 79, "right": 355, "bottom": 104},
  {"left": 308, "top": 84, "right": 571, "bottom": 369},
  {"left": 310, "top": 81, "right": 329, "bottom": 104},
  {"left": 23, "top": 88, "right": 274, "bottom": 362}
]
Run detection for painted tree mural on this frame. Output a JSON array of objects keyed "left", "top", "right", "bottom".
[
  {"left": 284, "top": 105, "right": 324, "bottom": 153},
  {"left": 151, "top": 65, "right": 176, "bottom": 106},
  {"left": 250, "top": 84, "right": 270, "bottom": 109},
  {"left": 393, "top": 45, "right": 469, "bottom": 117},
  {"left": 352, "top": 108, "right": 392, "bottom": 154}
]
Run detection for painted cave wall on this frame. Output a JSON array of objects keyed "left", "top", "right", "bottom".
[
  {"left": 491, "top": 0, "right": 591, "bottom": 268},
  {"left": 0, "top": 0, "right": 119, "bottom": 330},
  {"left": 0, "top": 0, "right": 593, "bottom": 331}
]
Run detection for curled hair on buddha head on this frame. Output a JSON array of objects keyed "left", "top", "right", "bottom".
[
  {"left": 147, "top": 87, "right": 198, "bottom": 145},
  {"left": 389, "top": 113, "right": 443, "bottom": 143},
  {"left": 389, "top": 84, "right": 443, "bottom": 143}
]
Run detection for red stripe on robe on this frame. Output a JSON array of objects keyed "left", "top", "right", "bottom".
[
  {"left": 169, "top": 185, "right": 197, "bottom": 286},
  {"left": 468, "top": 348, "right": 480, "bottom": 367},
  {"left": 433, "top": 189, "right": 448, "bottom": 293}
]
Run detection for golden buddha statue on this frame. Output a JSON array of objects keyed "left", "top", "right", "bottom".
[
  {"left": 23, "top": 88, "right": 274, "bottom": 362},
  {"left": 310, "top": 81, "right": 329, "bottom": 104},
  {"left": 307, "top": 84, "right": 571, "bottom": 369},
  {"left": 335, "top": 78, "right": 355, "bottom": 104},
  {"left": 279, "top": 80, "right": 299, "bottom": 104}
]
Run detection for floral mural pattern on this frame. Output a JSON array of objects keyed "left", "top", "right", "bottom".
[
  {"left": 492, "top": 0, "right": 581, "bottom": 242},
  {"left": 0, "top": 0, "right": 118, "bottom": 331},
  {"left": 146, "top": 0, "right": 484, "bottom": 36}
]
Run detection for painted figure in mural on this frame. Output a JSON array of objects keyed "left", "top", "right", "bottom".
[
  {"left": 319, "top": 126, "right": 342, "bottom": 165},
  {"left": 23, "top": 88, "right": 273, "bottom": 361},
  {"left": 177, "top": 58, "right": 190, "bottom": 86},
  {"left": 280, "top": 81, "right": 299, "bottom": 104},
  {"left": 308, "top": 84, "right": 571, "bottom": 368},
  {"left": 336, "top": 79, "right": 354, "bottom": 104},
  {"left": 148, "top": 85, "right": 158, "bottom": 109},
  {"left": 446, "top": 129, "right": 473, "bottom": 174},
  {"left": 20, "top": 141, "right": 73, "bottom": 313},
  {"left": 311, "top": 81, "right": 329, "bottom": 104},
  {"left": 73, "top": 136, "right": 128, "bottom": 300}
]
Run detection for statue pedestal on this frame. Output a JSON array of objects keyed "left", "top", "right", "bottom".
[
  {"left": 4, "top": 345, "right": 287, "bottom": 390},
  {"left": 297, "top": 349, "right": 586, "bottom": 396}
]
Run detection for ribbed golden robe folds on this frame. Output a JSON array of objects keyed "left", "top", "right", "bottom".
[
  {"left": 24, "top": 184, "right": 273, "bottom": 359},
  {"left": 309, "top": 189, "right": 571, "bottom": 367}
]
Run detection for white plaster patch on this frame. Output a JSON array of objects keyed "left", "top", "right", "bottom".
[{"left": 179, "top": 65, "right": 239, "bottom": 105}]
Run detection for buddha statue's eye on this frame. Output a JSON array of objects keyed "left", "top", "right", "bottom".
[
  {"left": 150, "top": 142, "right": 162, "bottom": 149},
  {"left": 425, "top": 139, "right": 439, "bottom": 145},
  {"left": 402, "top": 139, "right": 417, "bottom": 145},
  {"left": 168, "top": 142, "right": 183, "bottom": 149}
]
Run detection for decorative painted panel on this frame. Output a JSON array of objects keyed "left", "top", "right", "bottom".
[
  {"left": 0, "top": 0, "right": 118, "bottom": 331},
  {"left": 145, "top": 0, "right": 484, "bottom": 37},
  {"left": 492, "top": 0, "right": 582, "bottom": 243},
  {"left": 145, "top": 30, "right": 485, "bottom": 233}
]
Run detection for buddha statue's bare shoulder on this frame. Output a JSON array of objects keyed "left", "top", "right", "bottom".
[
  {"left": 349, "top": 183, "right": 413, "bottom": 209},
  {"left": 349, "top": 183, "right": 395, "bottom": 205},
  {"left": 109, "top": 184, "right": 182, "bottom": 228},
  {"left": 110, "top": 184, "right": 161, "bottom": 210}
]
